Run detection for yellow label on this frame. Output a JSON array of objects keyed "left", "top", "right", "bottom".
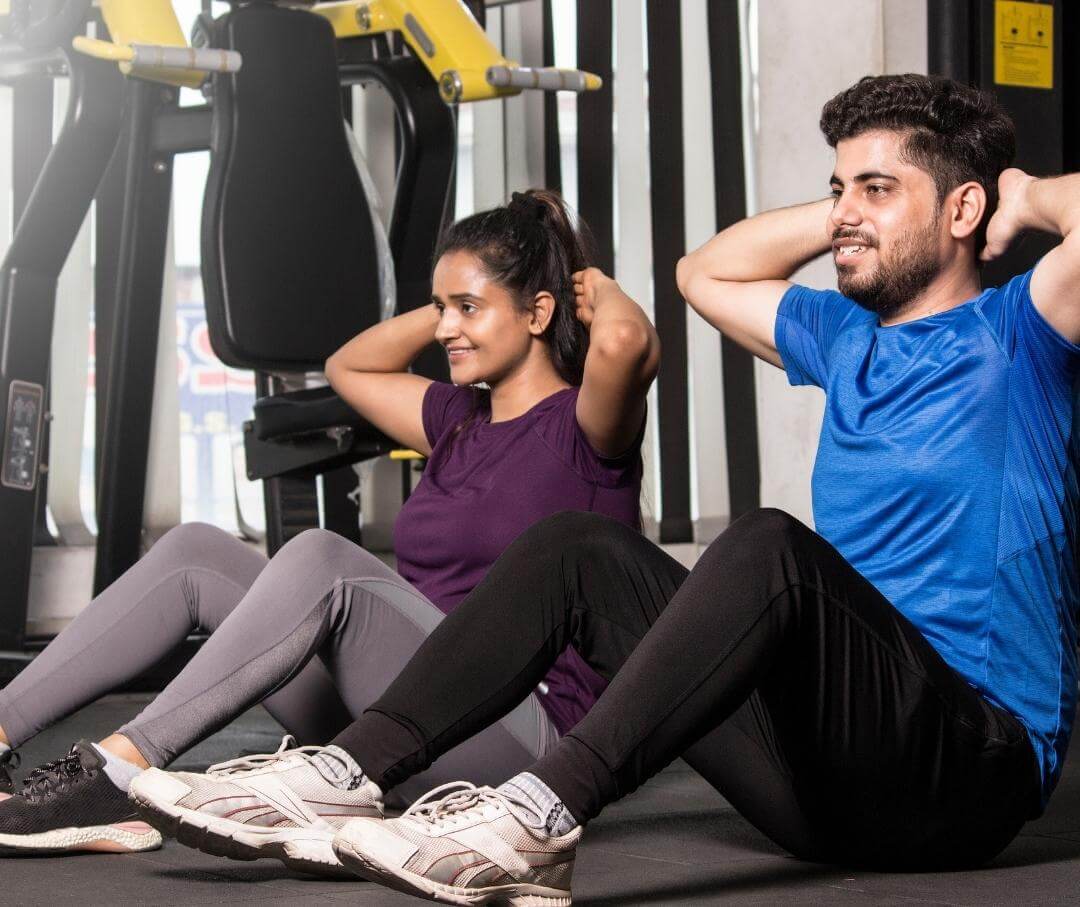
[{"left": 995, "top": 0, "right": 1053, "bottom": 89}]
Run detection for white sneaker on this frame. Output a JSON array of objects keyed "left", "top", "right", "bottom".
[
  {"left": 333, "top": 782, "right": 579, "bottom": 905},
  {"left": 129, "top": 737, "right": 383, "bottom": 875}
]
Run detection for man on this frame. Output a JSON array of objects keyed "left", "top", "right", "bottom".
[{"left": 136, "top": 74, "right": 1080, "bottom": 903}]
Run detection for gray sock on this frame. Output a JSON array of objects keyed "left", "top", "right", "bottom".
[
  {"left": 311, "top": 745, "right": 372, "bottom": 792},
  {"left": 91, "top": 744, "right": 143, "bottom": 792},
  {"left": 499, "top": 772, "right": 579, "bottom": 837}
]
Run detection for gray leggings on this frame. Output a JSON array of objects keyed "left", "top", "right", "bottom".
[{"left": 0, "top": 524, "right": 558, "bottom": 802}]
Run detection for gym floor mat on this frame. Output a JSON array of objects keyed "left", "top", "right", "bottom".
[{"left": 4, "top": 695, "right": 1079, "bottom": 905}]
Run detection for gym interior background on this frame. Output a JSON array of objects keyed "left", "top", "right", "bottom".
[{"left": 0, "top": 0, "right": 1074, "bottom": 651}]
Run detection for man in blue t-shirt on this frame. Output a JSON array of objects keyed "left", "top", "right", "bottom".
[{"left": 304, "top": 74, "right": 1080, "bottom": 898}]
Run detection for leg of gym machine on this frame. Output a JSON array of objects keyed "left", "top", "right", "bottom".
[
  {"left": 0, "top": 54, "right": 124, "bottom": 648},
  {"left": 11, "top": 73, "right": 57, "bottom": 548},
  {"left": 92, "top": 79, "right": 178, "bottom": 594},
  {"left": 255, "top": 373, "right": 321, "bottom": 557}
]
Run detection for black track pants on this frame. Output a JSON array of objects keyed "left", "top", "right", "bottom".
[{"left": 333, "top": 509, "right": 1039, "bottom": 869}]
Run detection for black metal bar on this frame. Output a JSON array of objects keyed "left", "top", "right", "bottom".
[
  {"left": 93, "top": 80, "right": 178, "bottom": 593},
  {"left": 12, "top": 75, "right": 52, "bottom": 222},
  {"left": 1065, "top": 0, "right": 1080, "bottom": 172},
  {"left": 0, "top": 52, "right": 123, "bottom": 648},
  {"left": 576, "top": 0, "right": 613, "bottom": 271},
  {"left": 542, "top": 0, "right": 561, "bottom": 193},
  {"left": 707, "top": 0, "right": 759, "bottom": 522},
  {"left": 322, "top": 465, "right": 364, "bottom": 546},
  {"left": 341, "top": 57, "right": 455, "bottom": 382},
  {"left": 645, "top": 0, "right": 692, "bottom": 543},
  {"left": 150, "top": 104, "right": 212, "bottom": 155},
  {"left": 927, "top": 0, "right": 975, "bottom": 84},
  {"left": 13, "top": 74, "right": 57, "bottom": 546},
  {"left": 93, "top": 140, "right": 124, "bottom": 487}
]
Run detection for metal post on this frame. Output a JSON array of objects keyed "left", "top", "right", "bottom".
[
  {"left": 0, "top": 52, "right": 123, "bottom": 647},
  {"left": 93, "top": 79, "right": 177, "bottom": 593}
]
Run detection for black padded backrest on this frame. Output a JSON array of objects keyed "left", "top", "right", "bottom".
[{"left": 202, "top": 4, "right": 383, "bottom": 371}]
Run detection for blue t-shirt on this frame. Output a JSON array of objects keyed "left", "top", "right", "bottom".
[{"left": 775, "top": 270, "right": 1080, "bottom": 807}]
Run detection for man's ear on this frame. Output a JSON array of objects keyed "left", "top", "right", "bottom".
[{"left": 949, "top": 181, "right": 987, "bottom": 241}]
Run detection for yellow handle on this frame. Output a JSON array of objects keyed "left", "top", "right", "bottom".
[
  {"left": 72, "top": 35, "right": 135, "bottom": 63},
  {"left": 313, "top": 0, "right": 600, "bottom": 103},
  {"left": 389, "top": 449, "right": 425, "bottom": 461}
]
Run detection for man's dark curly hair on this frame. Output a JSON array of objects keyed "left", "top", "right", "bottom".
[{"left": 819, "top": 74, "right": 1016, "bottom": 251}]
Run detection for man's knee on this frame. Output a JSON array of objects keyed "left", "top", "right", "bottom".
[{"left": 713, "top": 508, "right": 814, "bottom": 559}]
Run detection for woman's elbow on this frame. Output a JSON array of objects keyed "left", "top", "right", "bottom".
[
  {"left": 594, "top": 321, "right": 660, "bottom": 383},
  {"left": 324, "top": 352, "right": 346, "bottom": 389}
]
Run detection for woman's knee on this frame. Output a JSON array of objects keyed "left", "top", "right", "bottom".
[
  {"left": 273, "top": 528, "right": 394, "bottom": 583},
  {"left": 277, "top": 527, "right": 361, "bottom": 562},
  {"left": 148, "top": 521, "right": 243, "bottom": 570}
]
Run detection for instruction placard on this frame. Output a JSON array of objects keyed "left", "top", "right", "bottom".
[{"left": 995, "top": 1, "right": 1053, "bottom": 90}]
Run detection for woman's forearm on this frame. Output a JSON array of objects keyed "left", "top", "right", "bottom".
[{"left": 326, "top": 305, "right": 441, "bottom": 375}]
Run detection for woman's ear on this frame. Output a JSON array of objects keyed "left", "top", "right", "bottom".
[{"left": 529, "top": 291, "right": 556, "bottom": 336}]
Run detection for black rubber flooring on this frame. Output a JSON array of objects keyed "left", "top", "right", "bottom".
[{"left": 4, "top": 694, "right": 1080, "bottom": 904}]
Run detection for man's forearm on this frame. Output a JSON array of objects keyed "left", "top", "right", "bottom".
[
  {"left": 679, "top": 198, "right": 834, "bottom": 284},
  {"left": 1019, "top": 173, "right": 1080, "bottom": 238}
]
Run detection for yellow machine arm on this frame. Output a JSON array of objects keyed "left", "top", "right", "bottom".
[
  {"left": 72, "top": 0, "right": 240, "bottom": 88},
  {"left": 314, "top": 0, "right": 602, "bottom": 104}
]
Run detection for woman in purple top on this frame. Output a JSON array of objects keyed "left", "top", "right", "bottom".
[{"left": 0, "top": 190, "right": 659, "bottom": 865}]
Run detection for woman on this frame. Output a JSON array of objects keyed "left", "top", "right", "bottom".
[{"left": 0, "top": 190, "right": 659, "bottom": 869}]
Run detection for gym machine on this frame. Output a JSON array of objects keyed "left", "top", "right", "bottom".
[{"left": 0, "top": 0, "right": 599, "bottom": 656}]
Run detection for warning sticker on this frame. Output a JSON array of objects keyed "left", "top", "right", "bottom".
[{"left": 995, "top": 1, "right": 1053, "bottom": 90}]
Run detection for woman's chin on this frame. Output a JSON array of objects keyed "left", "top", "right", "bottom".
[{"left": 448, "top": 363, "right": 478, "bottom": 386}]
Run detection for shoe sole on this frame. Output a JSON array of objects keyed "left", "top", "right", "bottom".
[
  {"left": 332, "top": 836, "right": 571, "bottom": 906},
  {"left": 129, "top": 785, "right": 358, "bottom": 878},
  {"left": 0, "top": 821, "right": 162, "bottom": 855}
]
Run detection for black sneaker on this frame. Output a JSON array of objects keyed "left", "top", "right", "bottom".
[
  {"left": 0, "top": 741, "right": 162, "bottom": 855},
  {"left": 0, "top": 750, "right": 18, "bottom": 796}
]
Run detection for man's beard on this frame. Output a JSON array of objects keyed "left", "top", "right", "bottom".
[{"left": 836, "top": 215, "right": 943, "bottom": 321}]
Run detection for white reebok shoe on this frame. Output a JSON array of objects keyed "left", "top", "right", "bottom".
[
  {"left": 333, "top": 782, "right": 579, "bottom": 905},
  {"left": 129, "top": 737, "right": 383, "bottom": 875}
]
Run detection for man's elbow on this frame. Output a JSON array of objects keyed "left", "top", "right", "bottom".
[{"left": 675, "top": 254, "right": 698, "bottom": 298}]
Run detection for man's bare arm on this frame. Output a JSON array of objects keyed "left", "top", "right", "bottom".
[
  {"left": 676, "top": 198, "right": 834, "bottom": 367},
  {"left": 983, "top": 168, "right": 1080, "bottom": 343}
]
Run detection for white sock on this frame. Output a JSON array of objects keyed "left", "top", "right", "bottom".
[
  {"left": 91, "top": 744, "right": 143, "bottom": 792},
  {"left": 311, "top": 745, "right": 373, "bottom": 792},
  {"left": 499, "top": 772, "right": 579, "bottom": 837}
]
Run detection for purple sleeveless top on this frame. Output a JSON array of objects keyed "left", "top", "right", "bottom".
[{"left": 393, "top": 382, "right": 643, "bottom": 735}]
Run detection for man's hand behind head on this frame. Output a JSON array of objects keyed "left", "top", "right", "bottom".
[{"left": 981, "top": 168, "right": 1035, "bottom": 262}]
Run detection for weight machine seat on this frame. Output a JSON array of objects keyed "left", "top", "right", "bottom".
[
  {"left": 202, "top": 2, "right": 384, "bottom": 373},
  {"left": 252, "top": 385, "right": 380, "bottom": 442}
]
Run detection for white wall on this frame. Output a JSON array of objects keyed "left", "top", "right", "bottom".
[{"left": 750, "top": 0, "right": 926, "bottom": 525}]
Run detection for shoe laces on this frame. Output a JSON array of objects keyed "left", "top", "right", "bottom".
[
  {"left": 21, "top": 751, "right": 89, "bottom": 802},
  {"left": 207, "top": 736, "right": 361, "bottom": 790},
  {"left": 401, "top": 782, "right": 545, "bottom": 833}
]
